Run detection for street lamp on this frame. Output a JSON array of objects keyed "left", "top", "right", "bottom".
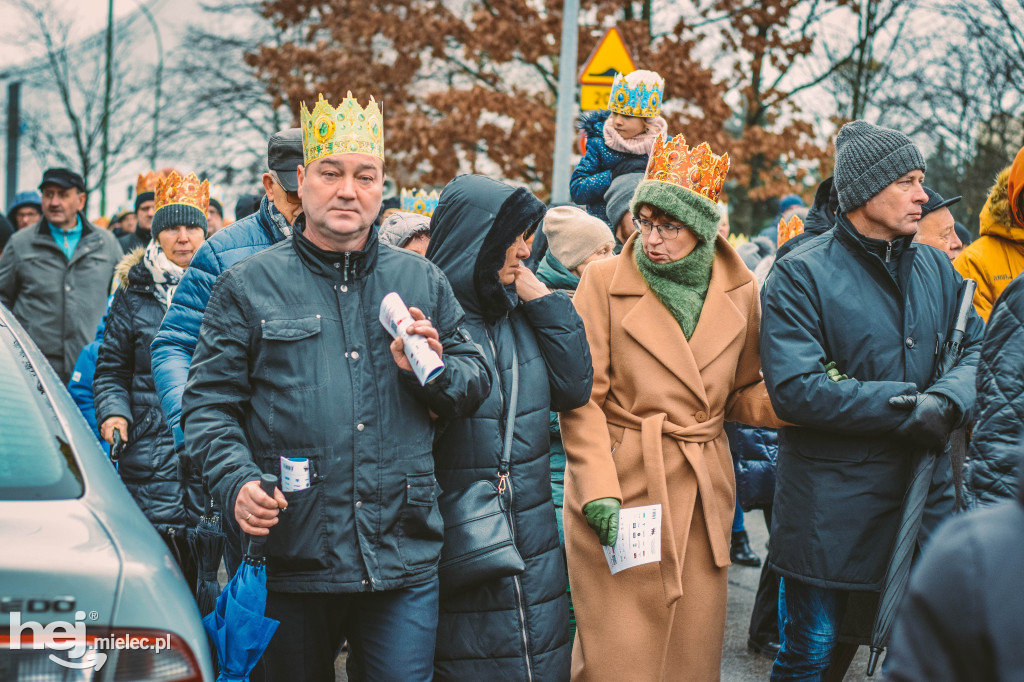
[{"left": 136, "top": 0, "right": 163, "bottom": 168}]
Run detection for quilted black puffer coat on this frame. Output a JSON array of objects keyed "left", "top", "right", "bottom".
[
  {"left": 965, "top": 273, "right": 1024, "bottom": 507},
  {"left": 426, "top": 175, "right": 593, "bottom": 681},
  {"left": 94, "top": 250, "right": 200, "bottom": 534}
]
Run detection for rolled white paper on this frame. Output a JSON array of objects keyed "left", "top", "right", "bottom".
[{"left": 379, "top": 292, "right": 445, "bottom": 386}]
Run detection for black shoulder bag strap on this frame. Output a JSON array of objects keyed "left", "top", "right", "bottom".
[{"left": 497, "top": 343, "right": 519, "bottom": 494}]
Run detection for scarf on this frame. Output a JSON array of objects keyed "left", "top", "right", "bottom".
[
  {"left": 143, "top": 239, "right": 184, "bottom": 308},
  {"left": 633, "top": 236, "right": 715, "bottom": 340},
  {"left": 604, "top": 116, "right": 668, "bottom": 156}
]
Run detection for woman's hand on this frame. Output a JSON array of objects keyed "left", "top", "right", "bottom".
[
  {"left": 515, "top": 267, "right": 550, "bottom": 302},
  {"left": 583, "top": 497, "right": 621, "bottom": 546},
  {"left": 100, "top": 416, "right": 128, "bottom": 445}
]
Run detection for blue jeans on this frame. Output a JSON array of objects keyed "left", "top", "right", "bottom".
[
  {"left": 770, "top": 579, "right": 844, "bottom": 681},
  {"left": 253, "top": 578, "right": 439, "bottom": 682}
]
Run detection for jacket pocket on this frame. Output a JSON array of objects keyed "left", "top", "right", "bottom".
[
  {"left": 264, "top": 483, "right": 331, "bottom": 573},
  {"left": 397, "top": 473, "right": 444, "bottom": 571},
  {"left": 118, "top": 407, "right": 163, "bottom": 480},
  {"left": 257, "top": 316, "right": 327, "bottom": 391}
]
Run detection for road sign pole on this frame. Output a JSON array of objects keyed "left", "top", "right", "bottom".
[{"left": 550, "top": 0, "right": 579, "bottom": 205}]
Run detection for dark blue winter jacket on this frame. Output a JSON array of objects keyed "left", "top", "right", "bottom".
[
  {"left": 724, "top": 422, "right": 778, "bottom": 512},
  {"left": 68, "top": 301, "right": 111, "bottom": 455},
  {"left": 151, "top": 196, "right": 291, "bottom": 447},
  {"left": 570, "top": 111, "right": 645, "bottom": 225}
]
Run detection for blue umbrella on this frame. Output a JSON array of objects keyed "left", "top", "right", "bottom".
[{"left": 203, "top": 474, "right": 280, "bottom": 681}]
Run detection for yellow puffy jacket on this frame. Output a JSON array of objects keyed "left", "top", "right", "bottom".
[{"left": 953, "top": 167, "right": 1024, "bottom": 321}]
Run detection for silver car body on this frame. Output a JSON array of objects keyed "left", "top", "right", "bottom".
[{"left": 0, "top": 304, "right": 213, "bottom": 681}]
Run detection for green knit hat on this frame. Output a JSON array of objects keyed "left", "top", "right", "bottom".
[{"left": 630, "top": 180, "right": 721, "bottom": 244}]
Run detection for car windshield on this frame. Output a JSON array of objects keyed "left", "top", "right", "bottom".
[{"left": 0, "top": 332, "right": 83, "bottom": 500}]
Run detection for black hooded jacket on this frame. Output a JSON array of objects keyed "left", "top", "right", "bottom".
[
  {"left": 94, "top": 249, "right": 200, "bottom": 533},
  {"left": 774, "top": 177, "right": 838, "bottom": 262},
  {"left": 426, "top": 175, "right": 593, "bottom": 681},
  {"left": 965, "top": 273, "right": 1024, "bottom": 506}
]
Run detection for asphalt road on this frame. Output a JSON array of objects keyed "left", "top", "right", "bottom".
[{"left": 332, "top": 509, "right": 877, "bottom": 681}]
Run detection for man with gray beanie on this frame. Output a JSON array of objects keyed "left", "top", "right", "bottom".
[
  {"left": 604, "top": 172, "right": 644, "bottom": 249},
  {"left": 759, "top": 120, "right": 984, "bottom": 679}
]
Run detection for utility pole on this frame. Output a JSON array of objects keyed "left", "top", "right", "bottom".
[
  {"left": 6, "top": 82, "right": 20, "bottom": 210},
  {"left": 550, "top": 0, "right": 579, "bottom": 205},
  {"left": 100, "top": 0, "right": 114, "bottom": 215},
  {"left": 137, "top": 1, "right": 163, "bottom": 167}
]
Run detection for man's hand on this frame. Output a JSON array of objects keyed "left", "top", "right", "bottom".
[
  {"left": 100, "top": 416, "right": 128, "bottom": 445},
  {"left": 390, "top": 306, "right": 443, "bottom": 370},
  {"left": 235, "top": 479, "right": 289, "bottom": 536},
  {"left": 889, "top": 392, "right": 958, "bottom": 449},
  {"left": 515, "top": 266, "right": 550, "bottom": 302},
  {"left": 583, "top": 497, "right": 621, "bottom": 546}
]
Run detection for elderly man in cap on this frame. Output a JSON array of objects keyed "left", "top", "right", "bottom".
[
  {"left": 152, "top": 128, "right": 306, "bottom": 459},
  {"left": 913, "top": 188, "right": 962, "bottom": 260},
  {"left": 760, "top": 121, "right": 985, "bottom": 679},
  {"left": 182, "top": 93, "right": 489, "bottom": 681},
  {"left": 0, "top": 168, "right": 123, "bottom": 382}
]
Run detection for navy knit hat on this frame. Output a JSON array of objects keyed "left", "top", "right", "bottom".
[
  {"left": 151, "top": 203, "right": 207, "bottom": 240},
  {"left": 833, "top": 121, "right": 926, "bottom": 213},
  {"left": 135, "top": 191, "right": 155, "bottom": 212}
]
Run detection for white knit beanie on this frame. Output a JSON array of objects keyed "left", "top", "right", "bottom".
[{"left": 543, "top": 206, "right": 615, "bottom": 270}]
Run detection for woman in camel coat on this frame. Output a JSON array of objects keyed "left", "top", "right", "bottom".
[{"left": 560, "top": 140, "right": 783, "bottom": 681}]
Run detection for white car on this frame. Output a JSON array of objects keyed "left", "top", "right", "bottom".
[{"left": 0, "top": 305, "right": 214, "bottom": 681}]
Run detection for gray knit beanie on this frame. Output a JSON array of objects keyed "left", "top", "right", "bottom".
[
  {"left": 151, "top": 203, "right": 207, "bottom": 239},
  {"left": 833, "top": 121, "right": 926, "bottom": 213},
  {"left": 605, "top": 172, "right": 644, "bottom": 229}
]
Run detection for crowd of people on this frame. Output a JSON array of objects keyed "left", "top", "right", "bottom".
[{"left": 1, "top": 66, "right": 1024, "bottom": 682}]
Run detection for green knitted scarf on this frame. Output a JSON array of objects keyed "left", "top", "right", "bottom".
[{"left": 634, "top": 238, "right": 715, "bottom": 340}]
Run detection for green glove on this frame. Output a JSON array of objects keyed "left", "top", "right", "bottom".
[
  {"left": 824, "top": 360, "right": 848, "bottom": 382},
  {"left": 583, "top": 498, "right": 621, "bottom": 546}
]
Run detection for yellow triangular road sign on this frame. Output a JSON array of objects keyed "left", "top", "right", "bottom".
[{"left": 578, "top": 27, "right": 636, "bottom": 85}]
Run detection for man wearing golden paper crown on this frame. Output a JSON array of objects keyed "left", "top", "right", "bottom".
[
  {"left": 560, "top": 133, "right": 784, "bottom": 680},
  {"left": 181, "top": 92, "right": 490, "bottom": 681},
  {"left": 119, "top": 170, "right": 165, "bottom": 253}
]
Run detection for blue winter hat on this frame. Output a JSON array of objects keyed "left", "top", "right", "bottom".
[
  {"left": 779, "top": 193, "right": 805, "bottom": 214},
  {"left": 8, "top": 190, "right": 41, "bottom": 214}
]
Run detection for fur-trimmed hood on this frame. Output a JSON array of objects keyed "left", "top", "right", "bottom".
[
  {"left": 114, "top": 247, "right": 146, "bottom": 288},
  {"left": 426, "top": 175, "right": 546, "bottom": 323},
  {"left": 980, "top": 167, "right": 1024, "bottom": 244},
  {"left": 578, "top": 110, "right": 611, "bottom": 140}
]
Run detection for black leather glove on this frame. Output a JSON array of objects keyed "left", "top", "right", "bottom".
[
  {"left": 888, "top": 393, "right": 959, "bottom": 449},
  {"left": 611, "top": 155, "right": 649, "bottom": 178}
]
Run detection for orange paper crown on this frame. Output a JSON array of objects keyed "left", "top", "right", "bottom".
[
  {"left": 155, "top": 171, "right": 210, "bottom": 214},
  {"left": 777, "top": 214, "right": 805, "bottom": 247},
  {"left": 644, "top": 134, "right": 730, "bottom": 204},
  {"left": 136, "top": 171, "right": 165, "bottom": 196}
]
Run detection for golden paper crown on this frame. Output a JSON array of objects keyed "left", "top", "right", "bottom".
[
  {"left": 608, "top": 70, "right": 665, "bottom": 118},
  {"left": 155, "top": 171, "right": 210, "bottom": 214},
  {"left": 400, "top": 188, "right": 439, "bottom": 217},
  {"left": 644, "top": 134, "right": 730, "bottom": 203},
  {"left": 300, "top": 92, "right": 384, "bottom": 165},
  {"left": 136, "top": 170, "right": 166, "bottom": 196},
  {"left": 777, "top": 214, "right": 805, "bottom": 247}
]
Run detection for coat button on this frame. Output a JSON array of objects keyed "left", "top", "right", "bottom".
[
  {"left": 350, "top": 351, "right": 359, "bottom": 360},
  {"left": 341, "top": 285, "right": 348, "bottom": 292},
  {"left": 905, "top": 336, "right": 915, "bottom": 349},
  {"left": 356, "top": 423, "right": 365, "bottom": 431},
  {"left": 362, "top": 579, "right": 369, "bottom": 586},
  {"left": 695, "top": 411, "right": 708, "bottom": 423},
  {"left": 355, "top": 500, "right": 362, "bottom": 509}
]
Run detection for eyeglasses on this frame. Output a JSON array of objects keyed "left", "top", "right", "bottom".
[{"left": 633, "top": 217, "right": 685, "bottom": 240}]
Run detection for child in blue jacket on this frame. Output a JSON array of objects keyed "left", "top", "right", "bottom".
[{"left": 570, "top": 69, "right": 668, "bottom": 224}]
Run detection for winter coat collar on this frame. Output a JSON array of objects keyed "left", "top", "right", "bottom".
[
  {"left": 30, "top": 212, "right": 102, "bottom": 263},
  {"left": 979, "top": 168, "right": 1024, "bottom": 244},
  {"left": 608, "top": 232, "right": 751, "bottom": 402},
  {"left": 835, "top": 213, "right": 917, "bottom": 294},
  {"left": 603, "top": 116, "right": 667, "bottom": 156},
  {"left": 290, "top": 215, "right": 379, "bottom": 282},
  {"left": 427, "top": 175, "right": 546, "bottom": 323}
]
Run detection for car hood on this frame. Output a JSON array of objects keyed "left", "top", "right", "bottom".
[{"left": 0, "top": 501, "right": 118, "bottom": 627}]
